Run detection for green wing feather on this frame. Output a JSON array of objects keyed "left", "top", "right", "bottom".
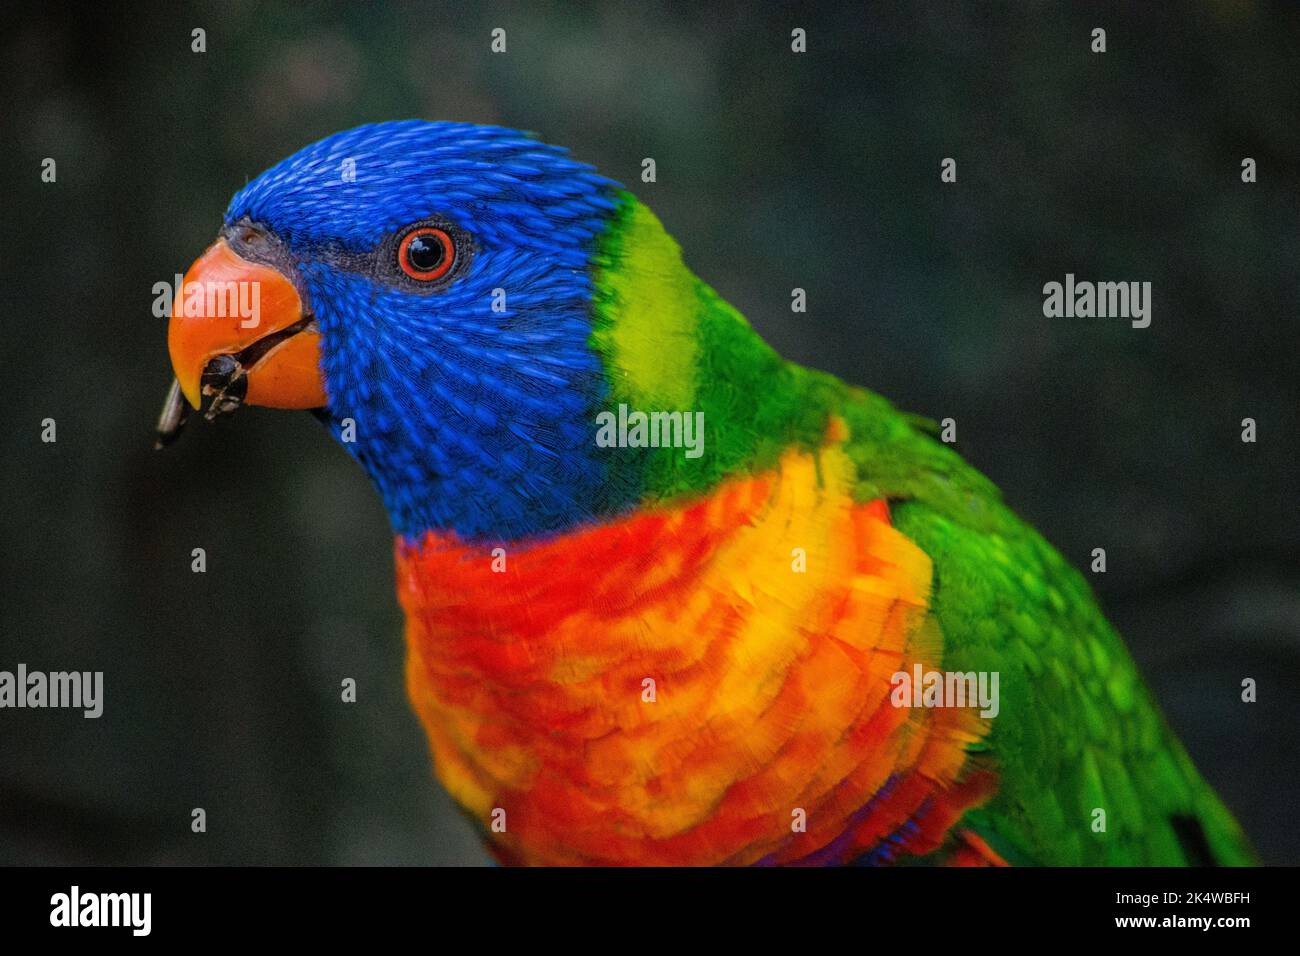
[{"left": 837, "top": 384, "right": 1254, "bottom": 865}]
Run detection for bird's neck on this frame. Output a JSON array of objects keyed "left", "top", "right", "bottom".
[{"left": 341, "top": 193, "right": 844, "bottom": 543}]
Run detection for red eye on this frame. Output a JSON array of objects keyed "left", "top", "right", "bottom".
[{"left": 398, "top": 227, "right": 455, "bottom": 281}]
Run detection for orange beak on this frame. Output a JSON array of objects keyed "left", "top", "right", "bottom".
[{"left": 166, "top": 238, "right": 327, "bottom": 411}]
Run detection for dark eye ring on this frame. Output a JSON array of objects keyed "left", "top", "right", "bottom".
[{"left": 398, "top": 227, "right": 455, "bottom": 281}]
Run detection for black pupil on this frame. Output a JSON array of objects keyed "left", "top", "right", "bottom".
[{"left": 407, "top": 234, "right": 446, "bottom": 273}]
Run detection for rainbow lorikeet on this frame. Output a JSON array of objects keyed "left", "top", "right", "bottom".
[{"left": 159, "top": 121, "right": 1252, "bottom": 867}]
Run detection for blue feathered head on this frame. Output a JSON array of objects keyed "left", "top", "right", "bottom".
[{"left": 166, "top": 121, "right": 646, "bottom": 541}]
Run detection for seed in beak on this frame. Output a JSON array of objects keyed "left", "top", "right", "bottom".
[{"left": 200, "top": 354, "right": 249, "bottom": 421}]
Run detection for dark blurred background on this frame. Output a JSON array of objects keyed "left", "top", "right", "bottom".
[{"left": 1, "top": 1, "right": 1296, "bottom": 865}]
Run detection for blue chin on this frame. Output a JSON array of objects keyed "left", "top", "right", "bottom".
[{"left": 306, "top": 271, "right": 641, "bottom": 544}]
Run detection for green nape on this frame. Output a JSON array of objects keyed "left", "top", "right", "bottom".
[
  {"left": 587, "top": 191, "right": 1254, "bottom": 866},
  {"left": 588, "top": 192, "right": 995, "bottom": 513},
  {"left": 589, "top": 192, "right": 842, "bottom": 503}
]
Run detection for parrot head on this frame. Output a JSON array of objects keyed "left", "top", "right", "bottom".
[{"left": 161, "top": 121, "right": 650, "bottom": 541}]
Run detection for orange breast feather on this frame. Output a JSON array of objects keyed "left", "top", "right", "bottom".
[{"left": 395, "top": 437, "right": 994, "bottom": 865}]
